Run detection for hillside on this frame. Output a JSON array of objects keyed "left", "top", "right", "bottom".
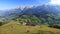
[
  {"left": 0, "top": 21, "right": 60, "bottom": 34},
  {"left": 0, "top": 5, "right": 60, "bottom": 34}
]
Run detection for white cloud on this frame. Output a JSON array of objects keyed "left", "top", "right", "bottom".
[{"left": 49, "top": 0, "right": 60, "bottom": 5}]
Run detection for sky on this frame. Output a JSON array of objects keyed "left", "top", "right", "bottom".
[{"left": 0, "top": 0, "right": 60, "bottom": 10}]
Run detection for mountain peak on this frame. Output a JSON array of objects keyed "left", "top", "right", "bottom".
[{"left": 18, "top": 5, "right": 35, "bottom": 10}]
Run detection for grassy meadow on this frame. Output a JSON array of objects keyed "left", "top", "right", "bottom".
[{"left": 0, "top": 21, "right": 60, "bottom": 34}]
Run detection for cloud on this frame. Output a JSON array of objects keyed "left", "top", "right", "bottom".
[{"left": 49, "top": 0, "right": 60, "bottom": 5}]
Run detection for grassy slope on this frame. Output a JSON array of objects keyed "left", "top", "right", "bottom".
[{"left": 0, "top": 21, "right": 60, "bottom": 34}]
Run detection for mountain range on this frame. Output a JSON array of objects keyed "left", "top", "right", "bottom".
[{"left": 0, "top": 5, "right": 60, "bottom": 25}]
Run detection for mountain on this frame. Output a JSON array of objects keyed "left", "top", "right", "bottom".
[
  {"left": 1, "top": 5, "right": 60, "bottom": 17},
  {"left": 0, "top": 5, "right": 60, "bottom": 25}
]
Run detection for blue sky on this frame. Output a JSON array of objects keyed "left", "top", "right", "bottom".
[
  {"left": 0, "top": 0, "right": 59, "bottom": 10},
  {"left": 19, "top": 0, "right": 50, "bottom": 6}
]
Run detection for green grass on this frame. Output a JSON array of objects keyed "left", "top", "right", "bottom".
[{"left": 0, "top": 21, "right": 60, "bottom": 34}]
